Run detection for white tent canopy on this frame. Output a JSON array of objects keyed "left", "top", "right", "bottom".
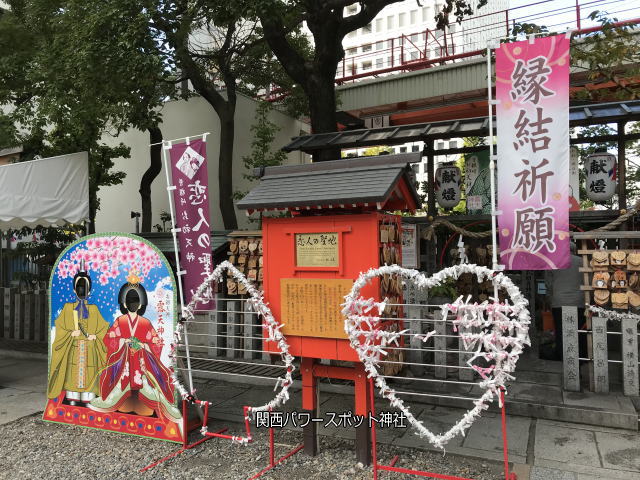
[{"left": 0, "top": 152, "right": 89, "bottom": 229}]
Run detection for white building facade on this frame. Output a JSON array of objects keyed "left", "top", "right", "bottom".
[
  {"left": 96, "top": 94, "right": 309, "bottom": 233},
  {"left": 339, "top": 0, "right": 509, "bottom": 194}
]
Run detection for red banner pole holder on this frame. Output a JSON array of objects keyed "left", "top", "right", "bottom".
[{"left": 369, "top": 379, "right": 516, "bottom": 480}]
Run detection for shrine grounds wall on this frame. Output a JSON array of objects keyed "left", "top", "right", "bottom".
[{"left": 95, "top": 93, "right": 309, "bottom": 233}]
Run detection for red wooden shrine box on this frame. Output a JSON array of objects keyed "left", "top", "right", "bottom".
[{"left": 237, "top": 153, "right": 421, "bottom": 462}]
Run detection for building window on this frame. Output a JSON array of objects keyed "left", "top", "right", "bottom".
[
  {"left": 412, "top": 145, "right": 420, "bottom": 152},
  {"left": 376, "top": 18, "right": 383, "bottom": 32},
  {"left": 410, "top": 33, "right": 419, "bottom": 43},
  {"left": 399, "top": 12, "right": 406, "bottom": 27},
  {"left": 410, "top": 10, "right": 417, "bottom": 24},
  {"left": 347, "top": 47, "right": 357, "bottom": 56},
  {"left": 376, "top": 40, "right": 384, "bottom": 50},
  {"left": 387, "top": 15, "right": 394, "bottom": 29},
  {"left": 386, "top": 55, "right": 392, "bottom": 66},
  {"left": 449, "top": 140, "right": 459, "bottom": 149},
  {"left": 410, "top": 50, "right": 419, "bottom": 60},
  {"left": 422, "top": 7, "right": 430, "bottom": 22},
  {"left": 399, "top": 146, "right": 407, "bottom": 153},
  {"left": 362, "top": 22, "right": 372, "bottom": 34},
  {"left": 376, "top": 57, "right": 384, "bottom": 68},
  {"left": 362, "top": 43, "right": 372, "bottom": 52},
  {"left": 361, "top": 60, "right": 372, "bottom": 70}
]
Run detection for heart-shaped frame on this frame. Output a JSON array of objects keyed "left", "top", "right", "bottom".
[
  {"left": 175, "top": 261, "right": 295, "bottom": 425},
  {"left": 342, "top": 263, "right": 531, "bottom": 450}
]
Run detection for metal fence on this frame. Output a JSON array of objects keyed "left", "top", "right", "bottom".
[{"left": 180, "top": 289, "right": 482, "bottom": 389}]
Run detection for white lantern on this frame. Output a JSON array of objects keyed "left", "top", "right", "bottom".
[
  {"left": 435, "top": 164, "right": 461, "bottom": 209},
  {"left": 585, "top": 152, "right": 616, "bottom": 202}
]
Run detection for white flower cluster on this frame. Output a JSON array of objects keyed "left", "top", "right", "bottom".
[
  {"left": 172, "top": 261, "right": 295, "bottom": 424},
  {"left": 342, "top": 263, "right": 531, "bottom": 451},
  {"left": 588, "top": 305, "right": 640, "bottom": 323}
]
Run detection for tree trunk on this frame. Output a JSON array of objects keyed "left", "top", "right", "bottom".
[
  {"left": 140, "top": 126, "right": 163, "bottom": 232},
  {"left": 307, "top": 72, "right": 340, "bottom": 162},
  {"left": 218, "top": 103, "right": 238, "bottom": 230},
  {"left": 88, "top": 192, "right": 97, "bottom": 234}
]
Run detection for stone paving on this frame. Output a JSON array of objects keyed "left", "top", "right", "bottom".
[{"left": 1, "top": 349, "right": 639, "bottom": 479}]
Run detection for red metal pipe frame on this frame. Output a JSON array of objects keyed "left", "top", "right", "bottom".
[
  {"left": 140, "top": 400, "right": 228, "bottom": 472},
  {"left": 246, "top": 406, "right": 304, "bottom": 480},
  {"left": 264, "top": 10, "right": 640, "bottom": 100},
  {"left": 370, "top": 378, "right": 517, "bottom": 480},
  {"left": 141, "top": 400, "right": 303, "bottom": 476}
]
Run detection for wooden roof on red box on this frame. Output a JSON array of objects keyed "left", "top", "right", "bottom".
[{"left": 236, "top": 153, "right": 421, "bottom": 213}]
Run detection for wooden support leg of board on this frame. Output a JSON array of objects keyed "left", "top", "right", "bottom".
[
  {"left": 301, "top": 357, "right": 319, "bottom": 456},
  {"left": 354, "top": 362, "right": 371, "bottom": 466}
]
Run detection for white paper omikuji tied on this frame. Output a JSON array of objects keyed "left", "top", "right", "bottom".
[
  {"left": 342, "top": 263, "right": 531, "bottom": 451},
  {"left": 172, "top": 261, "right": 295, "bottom": 424},
  {"left": 588, "top": 305, "right": 640, "bottom": 323}
]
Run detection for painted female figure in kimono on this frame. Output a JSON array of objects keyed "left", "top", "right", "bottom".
[{"left": 89, "top": 273, "right": 181, "bottom": 422}]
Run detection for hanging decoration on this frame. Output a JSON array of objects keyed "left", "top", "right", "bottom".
[
  {"left": 343, "top": 263, "right": 530, "bottom": 450},
  {"left": 175, "top": 260, "right": 295, "bottom": 417},
  {"left": 435, "top": 164, "right": 461, "bottom": 209},
  {"left": 585, "top": 152, "right": 617, "bottom": 202}
]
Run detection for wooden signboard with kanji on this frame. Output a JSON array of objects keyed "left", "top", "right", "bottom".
[{"left": 280, "top": 278, "right": 353, "bottom": 339}]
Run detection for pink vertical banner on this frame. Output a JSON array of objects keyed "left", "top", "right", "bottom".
[
  {"left": 169, "top": 138, "right": 214, "bottom": 308},
  {"left": 496, "top": 35, "right": 570, "bottom": 270}
]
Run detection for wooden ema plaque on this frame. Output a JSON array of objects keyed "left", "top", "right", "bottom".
[{"left": 281, "top": 278, "right": 353, "bottom": 338}]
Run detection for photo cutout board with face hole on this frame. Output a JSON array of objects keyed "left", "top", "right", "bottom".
[{"left": 43, "top": 233, "right": 184, "bottom": 442}]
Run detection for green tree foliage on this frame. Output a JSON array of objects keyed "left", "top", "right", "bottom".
[
  {"left": 235, "top": 100, "right": 288, "bottom": 200},
  {"left": 0, "top": 3, "right": 158, "bottom": 234},
  {"left": 245, "top": 0, "right": 485, "bottom": 161},
  {"left": 572, "top": 11, "right": 640, "bottom": 101}
]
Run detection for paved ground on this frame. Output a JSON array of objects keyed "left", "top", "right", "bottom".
[{"left": 1, "top": 350, "right": 639, "bottom": 479}]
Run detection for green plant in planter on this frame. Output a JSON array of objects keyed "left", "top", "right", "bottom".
[{"left": 428, "top": 279, "right": 459, "bottom": 301}]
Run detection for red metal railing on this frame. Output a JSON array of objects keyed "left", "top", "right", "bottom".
[{"left": 265, "top": 0, "right": 640, "bottom": 101}]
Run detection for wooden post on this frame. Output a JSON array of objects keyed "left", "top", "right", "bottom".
[
  {"left": 227, "top": 300, "right": 239, "bottom": 359},
  {"left": 44, "top": 294, "right": 49, "bottom": 342},
  {"left": 562, "top": 306, "right": 581, "bottom": 392},
  {"left": 0, "top": 289, "right": 3, "bottom": 339},
  {"left": 24, "top": 293, "right": 32, "bottom": 341},
  {"left": 434, "top": 310, "right": 447, "bottom": 379},
  {"left": 34, "top": 291, "right": 42, "bottom": 343},
  {"left": 3, "top": 288, "right": 14, "bottom": 339},
  {"left": 244, "top": 303, "right": 255, "bottom": 361},
  {"left": 14, "top": 292, "right": 24, "bottom": 340},
  {"left": 592, "top": 316, "right": 609, "bottom": 394},
  {"left": 425, "top": 140, "right": 436, "bottom": 217},
  {"left": 621, "top": 318, "right": 639, "bottom": 397},
  {"left": 618, "top": 121, "right": 627, "bottom": 211},
  {"left": 458, "top": 325, "right": 474, "bottom": 382},
  {"left": 581, "top": 238, "right": 595, "bottom": 390},
  {"left": 210, "top": 295, "right": 224, "bottom": 357},
  {"left": 406, "top": 282, "right": 425, "bottom": 377}
]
